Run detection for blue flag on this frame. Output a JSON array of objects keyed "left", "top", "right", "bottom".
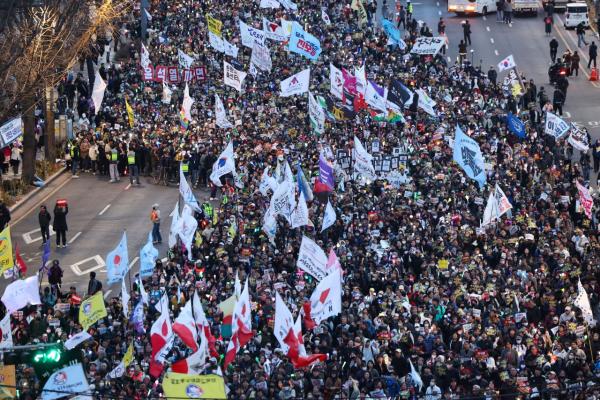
[
  {"left": 452, "top": 126, "right": 487, "bottom": 188},
  {"left": 382, "top": 19, "right": 407, "bottom": 49},
  {"left": 319, "top": 153, "right": 335, "bottom": 190},
  {"left": 507, "top": 112, "right": 526, "bottom": 139},
  {"left": 139, "top": 232, "right": 158, "bottom": 278},
  {"left": 106, "top": 232, "right": 129, "bottom": 285},
  {"left": 297, "top": 163, "right": 314, "bottom": 202},
  {"left": 288, "top": 22, "right": 322, "bottom": 61},
  {"left": 40, "top": 240, "right": 50, "bottom": 272}
]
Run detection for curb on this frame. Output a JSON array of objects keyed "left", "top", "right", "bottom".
[{"left": 9, "top": 168, "right": 68, "bottom": 213}]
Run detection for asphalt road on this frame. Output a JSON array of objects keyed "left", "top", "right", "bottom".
[
  {"left": 410, "top": 0, "right": 600, "bottom": 134},
  {"left": 6, "top": 173, "right": 197, "bottom": 296}
]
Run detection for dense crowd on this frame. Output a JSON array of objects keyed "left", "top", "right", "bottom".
[{"left": 4, "top": 0, "right": 600, "bottom": 399}]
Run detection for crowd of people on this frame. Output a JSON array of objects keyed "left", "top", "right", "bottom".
[{"left": 4, "top": 0, "right": 600, "bottom": 399}]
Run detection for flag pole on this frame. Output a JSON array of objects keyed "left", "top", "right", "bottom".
[{"left": 587, "top": 325, "right": 595, "bottom": 363}]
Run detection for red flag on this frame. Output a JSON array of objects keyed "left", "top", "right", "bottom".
[
  {"left": 15, "top": 245, "right": 27, "bottom": 275},
  {"left": 302, "top": 302, "right": 317, "bottom": 330}
]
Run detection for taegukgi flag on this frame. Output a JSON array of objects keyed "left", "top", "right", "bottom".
[{"left": 497, "top": 54, "right": 516, "bottom": 72}]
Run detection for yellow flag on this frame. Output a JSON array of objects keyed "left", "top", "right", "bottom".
[
  {"left": 125, "top": 99, "right": 134, "bottom": 128},
  {"left": 79, "top": 291, "right": 107, "bottom": 330},
  {"left": 0, "top": 226, "right": 14, "bottom": 273},
  {"left": 206, "top": 14, "right": 223, "bottom": 36},
  {"left": 162, "top": 373, "right": 226, "bottom": 399},
  {"left": 122, "top": 342, "right": 134, "bottom": 368}
]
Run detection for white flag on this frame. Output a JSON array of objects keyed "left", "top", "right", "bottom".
[
  {"left": 497, "top": 54, "right": 516, "bottom": 72},
  {"left": 280, "top": 68, "right": 310, "bottom": 97},
  {"left": 176, "top": 206, "right": 198, "bottom": 257},
  {"left": 353, "top": 136, "right": 376, "bottom": 181},
  {"left": 274, "top": 292, "right": 295, "bottom": 353},
  {"left": 308, "top": 91, "right": 325, "bottom": 134},
  {"left": 162, "top": 81, "right": 172, "bottom": 104},
  {"left": 262, "top": 208, "right": 278, "bottom": 245},
  {"left": 365, "top": 81, "right": 388, "bottom": 114},
  {"left": 209, "top": 31, "right": 225, "bottom": 52},
  {"left": 329, "top": 63, "right": 344, "bottom": 100},
  {"left": 0, "top": 314, "right": 12, "bottom": 349},
  {"left": 181, "top": 83, "right": 194, "bottom": 122},
  {"left": 140, "top": 43, "right": 151, "bottom": 69},
  {"left": 260, "top": 0, "right": 281, "bottom": 8},
  {"left": 263, "top": 18, "right": 287, "bottom": 41},
  {"left": 168, "top": 201, "right": 180, "bottom": 248},
  {"left": 306, "top": 269, "right": 342, "bottom": 325},
  {"left": 568, "top": 124, "right": 590, "bottom": 152},
  {"left": 268, "top": 178, "right": 294, "bottom": 223},
  {"left": 144, "top": 8, "right": 152, "bottom": 21},
  {"left": 1, "top": 275, "right": 41, "bottom": 313},
  {"left": 296, "top": 236, "right": 328, "bottom": 281},
  {"left": 409, "top": 359, "right": 424, "bottom": 390},
  {"left": 355, "top": 64, "right": 367, "bottom": 95},
  {"left": 179, "top": 166, "right": 201, "bottom": 212},
  {"left": 91, "top": 71, "right": 107, "bottom": 114},
  {"left": 239, "top": 20, "right": 266, "bottom": 48},
  {"left": 416, "top": 88, "right": 437, "bottom": 116},
  {"left": 251, "top": 43, "right": 272, "bottom": 72},
  {"left": 291, "top": 193, "right": 310, "bottom": 228},
  {"left": 64, "top": 330, "right": 92, "bottom": 350},
  {"left": 210, "top": 141, "right": 237, "bottom": 187},
  {"left": 321, "top": 201, "right": 336, "bottom": 233},
  {"left": 259, "top": 167, "right": 277, "bottom": 196},
  {"left": 544, "top": 111, "right": 570, "bottom": 139},
  {"left": 224, "top": 61, "right": 247, "bottom": 92},
  {"left": 574, "top": 279, "right": 596, "bottom": 326},
  {"left": 41, "top": 363, "right": 90, "bottom": 400},
  {"left": 482, "top": 184, "right": 512, "bottom": 226},
  {"left": 322, "top": 9, "right": 331, "bottom": 25},
  {"left": 224, "top": 38, "right": 239, "bottom": 58},
  {"left": 121, "top": 278, "right": 130, "bottom": 318},
  {"left": 178, "top": 49, "right": 195, "bottom": 69},
  {"left": 215, "top": 94, "right": 233, "bottom": 129},
  {"left": 280, "top": 0, "right": 298, "bottom": 11},
  {"left": 139, "top": 277, "right": 149, "bottom": 306}
]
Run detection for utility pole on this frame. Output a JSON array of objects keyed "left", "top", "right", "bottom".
[{"left": 44, "top": 86, "right": 55, "bottom": 162}]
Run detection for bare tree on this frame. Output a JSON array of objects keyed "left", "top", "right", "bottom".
[{"left": 0, "top": 0, "right": 130, "bottom": 183}]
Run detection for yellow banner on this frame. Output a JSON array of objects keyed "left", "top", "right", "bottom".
[
  {"left": 0, "top": 226, "right": 14, "bottom": 273},
  {"left": 125, "top": 99, "right": 134, "bottom": 128},
  {"left": 78, "top": 291, "right": 107, "bottom": 330},
  {"left": 0, "top": 365, "right": 16, "bottom": 399},
  {"left": 206, "top": 14, "right": 223, "bottom": 36},
  {"left": 162, "top": 373, "right": 226, "bottom": 399}
]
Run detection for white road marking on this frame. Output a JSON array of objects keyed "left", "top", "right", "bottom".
[
  {"left": 483, "top": 15, "right": 487, "bottom": 20},
  {"left": 68, "top": 232, "right": 82, "bottom": 244},
  {"left": 490, "top": 38, "right": 494, "bottom": 43},
  {"left": 494, "top": 49, "right": 499, "bottom": 56},
  {"left": 70, "top": 255, "right": 106, "bottom": 276},
  {"left": 27, "top": 258, "right": 34, "bottom": 262},
  {"left": 564, "top": 111, "right": 572, "bottom": 118},
  {"left": 104, "top": 289, "right": 112, "bottom": 299},
  {"left": 508, "top": 23, "right": 512, "bottom": 27},
  {"left": 125, "top": 183, "right": 131, "bottom": 190},
  {"left": 486, "top": 26, "right": 490, "bottom": 32},
  {"left": 22, "top": 227, "right": 55, "bottom": 244},
  {"left": 438, "top": 10, "right": 442, "bottom": 15},
  {"left": 99, "top": 204, "right": 111, "bottom": 216},
  {"left": 436, "top": 1, "right": 439, "bottom": 5},
  {"left": 447, "top": 56, "right": 451, "bottom": 62}
]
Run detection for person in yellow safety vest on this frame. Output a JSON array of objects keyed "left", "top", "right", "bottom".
[
  {"left": 181, "top": 156, "right": 190, "bottom": 179},
  {"left": 406, "top": 1, "right": 413, "bottom": 21},
  {"left": 108, "top": 141, "right": 120, "bottom": 183},
  {"left": 127, "top": 144, "right": 140, "bottom": 185}
]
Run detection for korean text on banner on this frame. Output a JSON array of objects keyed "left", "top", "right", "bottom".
[
  {"left": 78, "top": 291, "right": 107, "bottom": 330},
  {"left": 452, "top": 126, "right": 487, "bottom": 188},
  {"left": 0, "top": 117, "right": 22, "bottom": 147},
  {"left": 162, "top": 373, "right": 226, "bottom": 399},
  {"left": 544, "top": 112, "right": 570, "bottom": 139},
  {"left": 224, "top": 61, "right": 247, "bottom": 92},
  {"left": 287, "top": 22, "right": 321, "bottom": 61},
  {"left": 41, "top": 363, "right": 90, "bottom": 400},
  {"left": 239, "top": 20, "right": 266, "bottom": 48},
  {"left": 410, "top": 37, "right": 446, "bottom": 55},
  {"left": 296, "top": 236, "right": 328, "bottom": 281}
]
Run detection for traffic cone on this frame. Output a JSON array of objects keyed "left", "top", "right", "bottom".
[{"left": 590, "top": 67, "right": 598, "bottom": 81}]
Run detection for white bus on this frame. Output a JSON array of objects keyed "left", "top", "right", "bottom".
[{"left": 448, "top": 0, "right": 497, "bottom": 15}]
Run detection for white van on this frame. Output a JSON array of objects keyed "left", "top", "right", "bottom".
[
  {"left": 448, "top": 0, "right": 497, "bottom": 15},
  {"left": 564, "top": 3, "right": 589, "bottom": 29}
]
